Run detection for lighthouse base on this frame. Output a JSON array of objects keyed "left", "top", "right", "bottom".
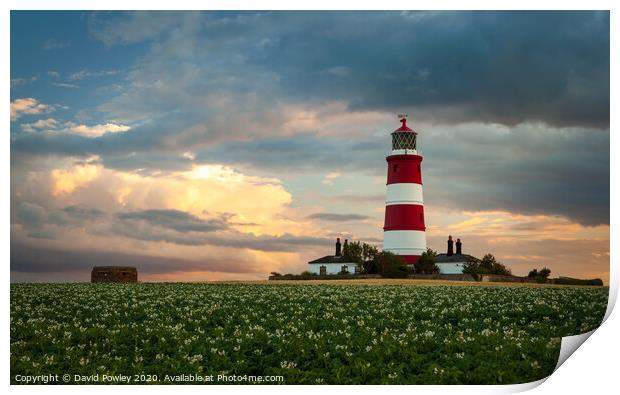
[{"left": 397, "top": 255, "right": 421, "bottom": 265}]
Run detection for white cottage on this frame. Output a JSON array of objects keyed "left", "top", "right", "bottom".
[
  {"left": 434, "top": 236, "right": 477, "bottom": 274},
  {"left": 307, "top": 238, "right": 359, "bottom": 275}
]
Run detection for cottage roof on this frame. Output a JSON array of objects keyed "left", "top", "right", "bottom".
[
  {"left": 434, "top": 253, "right": 478, "bottom": 263},
  {"left": 308, "top": 255, "right": 351, "bottom": 264}
]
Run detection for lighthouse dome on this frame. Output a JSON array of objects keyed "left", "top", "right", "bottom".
[
  {"left": 394, "top": 117, "right": 414, "bottom": 132},
  {"left": 391, "top": 117, "right": 418, "bottom": 152}
]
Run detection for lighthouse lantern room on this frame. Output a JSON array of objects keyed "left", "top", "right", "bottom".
[{"left": 383, "top": 115, "right": 427, "bottom": 265}]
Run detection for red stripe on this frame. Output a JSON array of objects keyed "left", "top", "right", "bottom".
[
  {"left": 386, "top": 154, "right": 423, "bottom": 185},
  {"left": 384, "top": 204, "right": 426, "bottom": 231}
]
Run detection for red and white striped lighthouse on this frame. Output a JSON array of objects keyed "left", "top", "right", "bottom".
[{"left": 383, "top": 115, "right": 426, "bottom": 265}]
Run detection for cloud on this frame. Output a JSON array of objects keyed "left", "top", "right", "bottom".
[
  {"left": 63, "top": 205, "right": 105, "bottom": 221},
  {"left": 52, "top": 82, "right": 79, "bottom": 89},
  {"left": 307, "top": 213, "right": 372, "bottom": 221},
  {"left": 89, "top": 11, "right": 186, "bottom": 46},
  {"left": 64, "top": 123, "right": 130, "bottom": 137},
  {"left": 87, "top": 11, "right": 608, "bottom": 128},
  {"left": 118, "top": 209, "right": 229, "bottom": 233},
  {"left": 10, "top": 243, "right": 266, "bottom": 275},
  {"left": 47, "top": 71, "right": 60, "bottom": 78},
  {"left": 68, "top": 69, "right": 119, "bottom": 80},
  {"left": 17, "top": 118, "right": 130, "bottom": 137},
  {"left": 11, "top": 76, "right": 37, "bottom": 87},
  {"left": 11, "top": 114, "right": 609, "bottom": 226},
  {"left": 10, "top": 98, "right": 52, "bottom": 121},
  {"left": 322, "top": 172, "right": 341, "bottom": 185},
  {"left": 21, "top": 118, "right": 59, "bottom": 132},
  {"left": 51, "top": 162, "right": 102, "bottom": 195}
]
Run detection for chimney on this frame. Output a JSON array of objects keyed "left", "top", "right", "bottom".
[
  {"left": 447, "top": 235, "right": 454, "bottom": 256},
  {"left": 335, "top": 238, "right": 342, "bottom": 256},
  {"left": 343, "top": 239, "right": 349, "bottom": 255},
  {"left": 456, "top": 238, "right": 462, "bottom": 255}
]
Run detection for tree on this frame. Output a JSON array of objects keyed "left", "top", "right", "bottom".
[
  {"left": 415, "top": 248, "right": 440, "bottom": 274},
  {"left": 528, "top": 267, "right": 551, "bottom": 283},
  {"left": 378, "top": 251, "right": 408, "bottom": 278},
  {"left": 464, "top": 254, "right": 511, "bottom": 279},
  {"left": 480, "top": 253, "right": 511, "bottom": 276},
  {"left": 342, "top": 241, "right": 363, "bottom": 264},
  {"left": 342, "top": 241, "right": 381, "bottom": 274}
]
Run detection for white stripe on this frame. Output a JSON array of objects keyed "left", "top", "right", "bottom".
[
  {"left": 385, "top": 183, "right": 423, "bottom": 205},
  {"left": 383, "top": 230, "right": 427, "bottom": 254},
  {"left": 389, "top": 149, "right": 418, "bottom": 156}
]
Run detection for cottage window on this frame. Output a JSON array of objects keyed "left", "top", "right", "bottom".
[{"left": 319, "top": 265, "right": 327, "bottom": 276}]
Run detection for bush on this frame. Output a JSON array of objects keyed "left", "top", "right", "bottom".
[
  {"left": 415, "top": 249, "right": 439, "bottom": 274},
  {"left": 554, "top": 277, "right": 603, "bottom": 286},
  {"left": 464, "top": 254, "right": 511, "bottom": 279},
  {"left": 379, "top": 252, "right": 408, "bottom": 278}
]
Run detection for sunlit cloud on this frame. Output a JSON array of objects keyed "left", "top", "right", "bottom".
[
  {"left": 51, "top": 162, "right": 102, "bottom": 196},
  {"left": 10, "top": 98, "right": 52, "bottom": 121},
  {"left": 66, "top": 123, "right": 131, "bottom": 137}
]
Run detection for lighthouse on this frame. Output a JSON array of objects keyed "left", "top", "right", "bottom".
[{"left": 383, "top": 115, "right": 427, "bottom": 265}]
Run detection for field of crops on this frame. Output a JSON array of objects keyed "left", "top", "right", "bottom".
[{"left": 11, "top": 283, "right": 608, "bottom": 384}]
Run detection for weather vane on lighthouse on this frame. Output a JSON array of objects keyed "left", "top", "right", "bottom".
[{"left": 383, "top": 114, "right": 426, "bottom": 265}]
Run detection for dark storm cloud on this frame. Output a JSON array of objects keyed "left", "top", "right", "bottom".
[
  {"left": 420, "top": 123, "right": 609, "bottom": 226},
  {"left": 10, "top": 243, "right": 261, "bottom": 275},
  {"left": 11, "top": 11, "right": 609, "bottom": 161},
  {"left": 9, "top": 11, "right": 610, "bottom": 229},
  {"left": 63, "top": 205, "right": 105, "bottom": 221},
  {"left": 12, "top": 203, "right": 333, "bottom": 252},
  {"left": 111, "top": 216, "right": 332, "bottom": 250},
  {"left": 117, "top": 209, "right": 229, "bottom": 233},
  {"left": 307, "top": 213, "right": 372, "bottom": 221},
  {"left": 247, "top": 11, "right": 609, "bottom": 128},
  {"left": 205, "top": 123, "right": 609, "bottom": 226},
  {"left": 16, "top": 202, "right": 54, "bottom": 239},
  {"left": 199, "top": 133, "right": 385, "bottom": 175},
  {"left": 83, "top": 11, "right": 609, "bottom": 130}
]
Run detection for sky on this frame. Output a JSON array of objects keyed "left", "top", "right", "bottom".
[{"left": 10, "top": 11, "right": 610, "bottom": 282}]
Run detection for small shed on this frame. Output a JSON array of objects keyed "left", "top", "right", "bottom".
[{"left": 91, "top": 266, "right": 138, "bottom": 283}]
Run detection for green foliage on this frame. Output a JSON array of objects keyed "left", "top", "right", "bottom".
[
  {"left": 539, "top": 268, "right": 551, "bottom": 278},
  {"left": 342, "top": 241, "right": 363, "bottom": 264},
  {"left": 270, "top": 272, "right": 282, "bottom": 277},
  {"left": 554, "top": 277, "right": 604, "bottom": 286},
  {"left": 464, "top": 254, "right": 511, "bottom": 278},
  {"left": 10, "top": 283, "right": 608, "bottom": 384},
  {"left": 528, "top": 267, "right": 551, "bottom": 283},
  {"left": 342, "top": 241, "right": 381, "bottom": 274},
  {"left": 378, "top": 251, "right": 408, "bottom": 278},
  {"left": 415, "top": 248, "right": 440, "bottom": 274}
]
